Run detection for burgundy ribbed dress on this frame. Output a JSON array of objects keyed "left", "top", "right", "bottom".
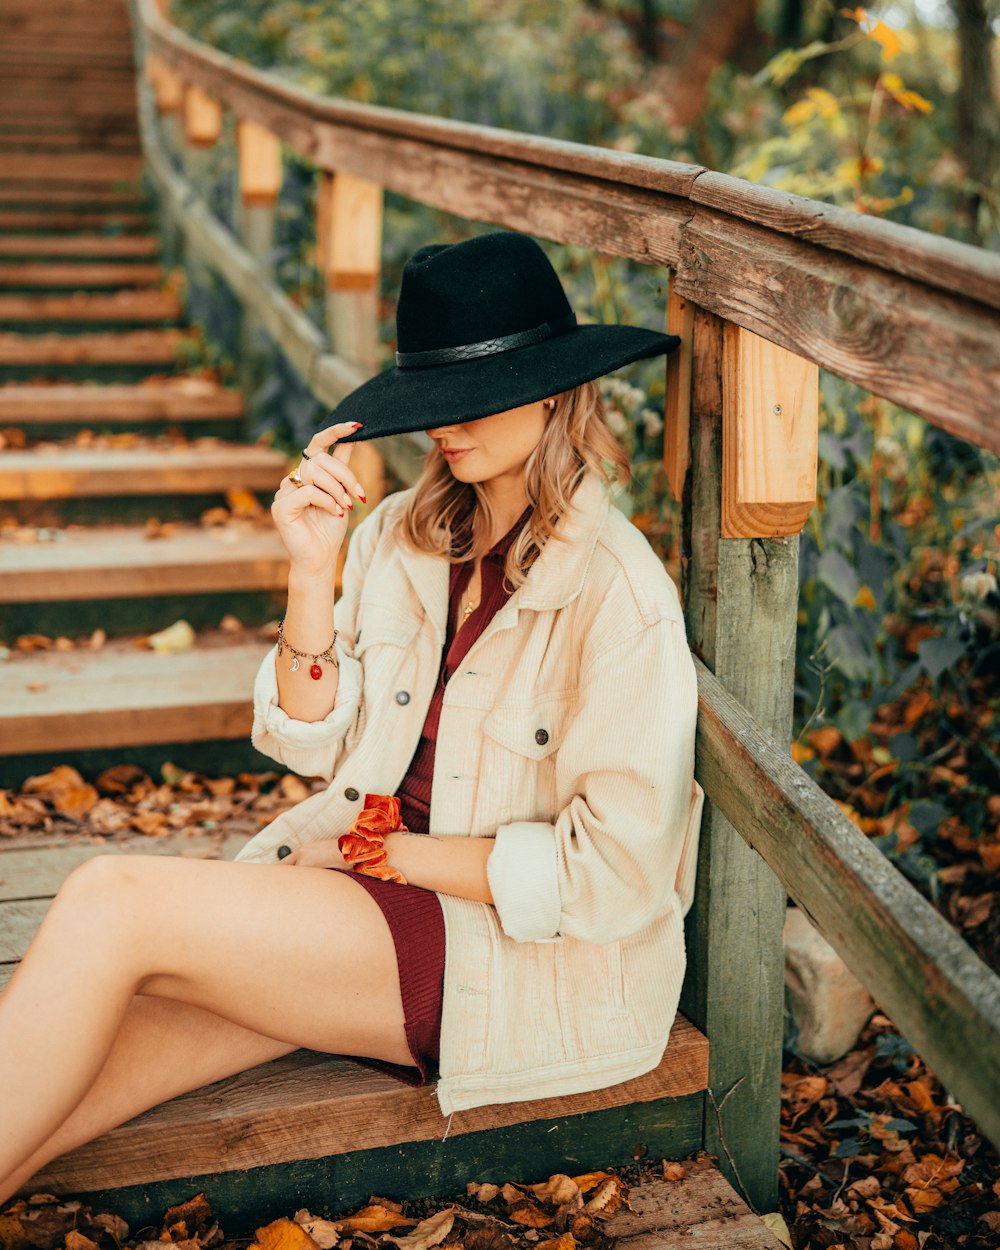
[{"left": 346, "top": 505, "right": 531, "bottom": 1086}]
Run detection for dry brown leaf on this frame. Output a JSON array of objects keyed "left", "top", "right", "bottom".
[
  {"left": 661, "top": 1161, "right": 686, "bottom": 1181},
  {"left": 132, "top": 810, "right": 169, "bottom": 836},
  {"left": 499, "top": 1185, "right": 525, "bottom": 1205},
  {"left": 225, "top": 488, "right": 263, "bottom": 518},
  {"left": 386, "top": 1209, "right": 455, "bottom": 1250},
  {"left": 251, "top": 1218, "right": 321, "bottom": 1250},
  {"left": 507, "top": 1204, "right": 552, "bottom": 1230},
  {"left": 568, "top": 1174, "right": 608, "bottom": 1196},
  {"left": 529, "top": 1177, "right": 579, "bottom": 1207},
  {"left": 52, "top": 784, "right": 99, "bottom": 821},
  {"left": 90, "top": 1213, "right": 129, "bottom": 1242},
  {"left": 63, "top": 1232, "right": 100, "bottom": 1250},
  {"left": 25, "top": 682, "right": 49, "bottom": 693},
  {"left": 465, "top": 1184, "right": 500, "bottom": 1204},
  {"left": 89, "top": 630, "right": 107, "bottom": 650},
  {"left": 582, "top": 1178, "right": 630, "bottom": 1217},
  {"left": 23, "top": 767, "right": 86, "bottom": 797},
  {"left": 0, "top": 1215, "right": 26, "bottom": 1250},
  {"left": 147, "top": 620, "right": 195, "bottom": 655},
  {"left": 534, "top": 1235, "right": 577, "bottom": 1250},
  {"left": 14, "top": 634, "right": 53, "bottom": 652},
  {"left": 292, "top": 1213, "right": 339, "bottom": 1250},
  {"left": 333, "top": 1207, "right": 416, "bottom": 1235}
]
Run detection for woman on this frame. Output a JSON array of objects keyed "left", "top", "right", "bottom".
[{"left": 0, "top": 230, "right": 704, "bottom": 1199}]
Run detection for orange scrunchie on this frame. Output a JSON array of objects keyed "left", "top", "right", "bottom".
[{"left": 338, "top": 793, "right": 408, "bottom": 884}]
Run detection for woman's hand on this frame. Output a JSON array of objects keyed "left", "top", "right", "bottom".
[
  {"left": 271, "top": 421, "right": 368, "bottom": 577},
  {"left": 275, "top": 838, "right": 348, "bottom": 870}
]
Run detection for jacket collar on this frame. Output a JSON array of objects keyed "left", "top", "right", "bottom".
[{"left": 395, "top": 470, "right": 613, "bottom": 634}]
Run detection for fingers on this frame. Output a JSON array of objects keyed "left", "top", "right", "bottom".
[
  {"left": 300, "top": 422, "right": 368, "bottom": 505},
  {"left": 275, "top": 479, "right": 347, "bottom": 519}
]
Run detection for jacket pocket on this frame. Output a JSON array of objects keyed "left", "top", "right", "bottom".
[
  {"left": 480, "top": 694, "right": 573, "bottom": 760},
  {"left": 354, "top": 607, "right": 423, "bottom": 654}
]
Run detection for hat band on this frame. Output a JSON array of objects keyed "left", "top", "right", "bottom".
[{"left": 395, "top": 312, "right": 577, "bottom": 369}]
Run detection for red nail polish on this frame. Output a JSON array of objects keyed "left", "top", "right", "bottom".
[
  {"left": 351, "top": 422, "right": 363, "bottom": 429},
  {"left": 358, "top": 490, "right": 367, "bottom": 502}
]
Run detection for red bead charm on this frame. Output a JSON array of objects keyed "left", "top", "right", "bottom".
[{"left": 309, "top": 663, "right": 323, "bottom": 680}]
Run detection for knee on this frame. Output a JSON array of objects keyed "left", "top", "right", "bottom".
[{"left": 53, "top": 854, "right": 153, "bottom": 928}]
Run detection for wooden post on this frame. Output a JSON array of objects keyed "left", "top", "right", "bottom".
[
  {"left": 678, "top": 308, "right": 818, "bottom": 1214},
  {"left": 183, "top": 86, "right": 222, "bottom": 149},
  {"left": 319, "top": 170, "right": 387, "bottom": 530},
  {"left": 234, "top": 121, "right": 282, "bottom": 418},
  {"left": 180, "top": 86, "right": 223, "bottom": 344},
  {"left": 145, "top": 55, "right": 184, "bottom": 269}
]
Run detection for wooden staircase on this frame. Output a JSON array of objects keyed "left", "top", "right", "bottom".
[{"left": 0, "top": 0, "right": 289, "bottom": 785}]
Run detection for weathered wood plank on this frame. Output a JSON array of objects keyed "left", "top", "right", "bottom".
[
  {"left": 0, "top": 443, "right": 286, "bottom": 500},
  {"left": 693, "top": 655, "right": 1000, "bottom": 1151},
  {"left": 0, "top": 236, "right": 158, "bottom": 258},
  {"left": 29, "top": 1016, "right": 708, "bottom": 1192},
  {"left": 0, "top": 640, "right": 267, "bottom": 756},
  {"left": 0, "top": 291, "right": 180, "bottom": 324},
  {"left": 0, "top": 382, "right": 241, "bottom": 421},
  {"left": 0, "top": 211, "right": 150, "bottom": 232},
  {"left": 0, "top": 523, "right": 290, "bottom": 603},
  {"left": 0, "top": 264, "right": 163, "bottom": 290},
  {"left": 0, "top": 328, "right": 186, "bottom": 365},
  {"left": 0, "top": 186, "right": 147, "bottom": 205},
  {"left": 679, "top": 307, "right": 789, "bottom": 1214},
  {"left": 0, "top": 833, "right": 252, "bottom": 905}
]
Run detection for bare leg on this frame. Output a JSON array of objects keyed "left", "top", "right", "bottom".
[
  {"left": 0, "top": 854, "right": 414, "bottom": 1197},
  {"left": 1, "top": 994, "right": 298, "bottom": 1200}
]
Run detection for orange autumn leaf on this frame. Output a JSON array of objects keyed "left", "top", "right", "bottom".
[
  {"left": 507, "top": 1203, "right": 552, "bottom": 1229},
  {"left": 569, "top": 1172, "right": 610, "bottom": 1194},
  {"left": 583, "top": 1177, "right": 630, "bottom": 1216},
  {"left": 333, "top": 1207, "right": 417, "bottom": 1234},
  {"left": 662, "top": 1160, "right": 687, "bottom": 1181},
  {"left": 252, "top": 1218, "right": 321, "bottom": 1250},
  {"left": 535, "top": 1236, "right": 577, "bottom": 1250}
]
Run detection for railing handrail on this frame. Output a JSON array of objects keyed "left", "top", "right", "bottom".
[{"left": 138, "top": 0, "right": 999, "bottom": 451}]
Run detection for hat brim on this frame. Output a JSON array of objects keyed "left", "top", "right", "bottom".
[{"left": 328, "top": 323, "right": 681, "bottom": 443}]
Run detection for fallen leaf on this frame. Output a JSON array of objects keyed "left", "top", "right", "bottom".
[
  {"left": 251, "top": 1218, "right": 321, "bottom": 1250},
  {"left": 226, "top": 487, "right": 263, "bottom": 517},
  {"left": 333, "top": 1207, "right": 416, "bottom": 1235},
  {"left": 386, "top": 1209, "right": 455, "bottom": 1250},
  {"left": 0, "top": 1214, "right": 26, "bottom": 1250},
  {"left": 52, "top": 784, "right": 99, "bottom": 821},
  {"left": 662, "top": 1161, "right": 686, "bottom": 1180},
  {"left": 292, "top": 1213, "right": 338, "bottom": 1250},
  {"left": 508, "top": 1204, "right": 552, "bottom": 1230},
  {"left": 63, "top": 1233, "right": 100, "bottom": 1250},
  {"left": 760, "top": 1212, "right": 793, "bottom": 1249},
  {"left": 582, "top": 1178, "right": 630, "bottom": 1216},
  {"left": 569, "top": 1175, "right": 608, "bottom": 1196},
  {"left": 529, "top": 1178, "right": 579, "bottom": 1207},
  {"left": 465, "top": 1185, "right": 499, "bottom": 1204},
  {"left": 147, "top": 620, "right": 196, "bottom": 654}
]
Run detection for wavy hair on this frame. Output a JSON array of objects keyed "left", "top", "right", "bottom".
[{"left": 393, "top": 381, "right": 631, "bottom": 591}]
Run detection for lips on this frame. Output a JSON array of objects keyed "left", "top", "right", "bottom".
[{"left": 441, "top": 447, "right": 473, "bottom": 462}]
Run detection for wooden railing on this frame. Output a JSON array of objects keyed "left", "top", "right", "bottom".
[{"left": 129, "top": 0, "right": 1000, "bottom": 1211}]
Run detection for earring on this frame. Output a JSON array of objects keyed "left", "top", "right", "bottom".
[{"left": 545, "top": 399, "right": 556, "bottom": 410}]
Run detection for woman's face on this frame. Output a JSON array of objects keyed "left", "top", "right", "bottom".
[{"left": 426, "top": 398, "right": 554, "bottom": 486}]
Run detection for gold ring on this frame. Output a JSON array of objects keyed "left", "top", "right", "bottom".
[{"left": 289, "top": 470, "right": 305, "bottom": 488}]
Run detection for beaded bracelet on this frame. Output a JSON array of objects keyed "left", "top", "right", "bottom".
[{"left": 276, "top": 619, "right": 339, "bottom": 680}]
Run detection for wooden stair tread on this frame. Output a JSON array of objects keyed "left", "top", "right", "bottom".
[
  {"left": 0, "top": 328, "right": 187, "bottom": 364},
  {"left": 0, "top": 523, "right": 290, "bottom": 602},
  {"left": 0, "top": 154, "right": 142, "bottom": 184},
  {"left": 0, "top": 263, "right": 163, "bottom": 289},
  {"left": 29, "top": 1020, "right": 708, "bottom": 1193},
  {"left": 0, "top": 639, "right": 268, "bottom": 755},
  {"left": 0, "top": 290, "right": 181, "bottom": 323},
  {"left": 0, "top": 381, "right": 241, "bottom": 421},
  {"left": 0, "top": 235, "right": 158, "bottom": 257},
  {"left": 0, "top": 212, "right": 150, "bottom": 232},
  {"left": 0, "top": 186, "right": 148, "bottom": 205},
  {"left": 0, "top": 442, "right": 286, "bottom": 498}
]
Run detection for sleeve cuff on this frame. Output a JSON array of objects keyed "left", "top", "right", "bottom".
[
  {"left": 487, "top": 820, "right": 563, "bottom": 942},
  {"left": 250, "top": 642, "right": 363, "bottom": 778}
]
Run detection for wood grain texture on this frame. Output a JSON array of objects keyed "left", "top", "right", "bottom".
[
  {"left": 663, "top": 276, "right": 693, "bottom": 505},
  {"left": 0, "top": 153, "right": 142, "bottom": 182},
  {"left": 0, "top": 264, "right": 163, "bottom": 289},
  {"left": 0, "top": 640, "right": 266, "bottom": 755},
  {"left": 0, "top": 291, "right": 179, "bottom": 323},
  {"left": 0, "top": 523, "right": 290, "bottom": 602},
  {"left": 721, "top": 323, "right": 818, "bottom": 538},
  {"left": 0, "top": 443, "right": 286, "bottom": 499},
  {"left": 693, "top": 654, "right": 1000, "bottom": 1152},
  {"left": 680, "top": 308, "right": 788, "bottom": 1215},
  {"left": 0, "top": 236, "right": 157, "bottom": 257},
  {"left": 0, "top": 382, "right": 241, "bottom": 421},
  {"left": 30, "top": 1016, "right": 708, "bottom": 1192},
  {"left": 0, "top": 328, "right": 185, "bottom": 365}
]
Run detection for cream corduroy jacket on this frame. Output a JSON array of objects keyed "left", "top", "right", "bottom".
[{"left": 235, "top": 471, "right": 705, "bottom": 1115}]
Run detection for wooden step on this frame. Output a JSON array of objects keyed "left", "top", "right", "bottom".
[
  {"left": 0, "top": 153, "right": 142, "bottom": 182},
  {"left": 0, "top": 262, "right": 163, "bottom": 289},
  {"left": 0, "top": 523, "right": 289, "bottom": 603},
  {"left": 0, "top": 235, "right": 157, "bottom": 258},
  {"left": 0, "top": 639, "right": 267, "bottom": 755},
  {"left": 0, "top": 381, "right": 242, "bottom": 422},
  {"left": 0, "top": 442, "right": 287, "bottom": 500},
  {"left": 0, "top": 211, "right": 151, "bottom": 232},
  {"left": 0, "top": 290, "right": 180, "bottom": 324},
  {"left": 0, "top": 133, "right": 140, "bottom": 153},
  {"left": 0, "top": 328, "right": 188, "bottom": 366},
  {"left": 0, "top": 186, "right": 148, "bottom": 206}
]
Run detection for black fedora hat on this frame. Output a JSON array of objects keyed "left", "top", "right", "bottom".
[{"left": 330, "top": 230, "right": 680, "bottom": 443}]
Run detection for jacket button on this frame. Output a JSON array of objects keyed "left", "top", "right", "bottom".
[
  {"left": 535, "top": 728, "right": 549, "bottom": 745},
  {"left": 395, "top": 690, "right": 411, "bottom": 705},
  {"left": 277, "top": 845, "right": 292, "bottom": 859},
  {"left": 345, "top": 787, "right": 360, "bottom": 802}
]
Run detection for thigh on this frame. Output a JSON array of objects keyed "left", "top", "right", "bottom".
[{"left": 68, "top": 854, "right": 414, "bottom": 1067}]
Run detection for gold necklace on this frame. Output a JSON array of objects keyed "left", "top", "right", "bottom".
[{"left": 461, "top": 592, "right": 480, "bottom": 623}]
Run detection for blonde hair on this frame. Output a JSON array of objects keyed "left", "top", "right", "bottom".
[{"left": 394, "top": 381, "right": 631, "bottom": 591}]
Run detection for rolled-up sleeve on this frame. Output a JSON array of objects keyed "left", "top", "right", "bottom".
[
  {"left": 248, "top": 497, "right": 394, "bottom": 780},
  {"left": 486, "top": 615, "right": 701, "bottom": 944}
]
